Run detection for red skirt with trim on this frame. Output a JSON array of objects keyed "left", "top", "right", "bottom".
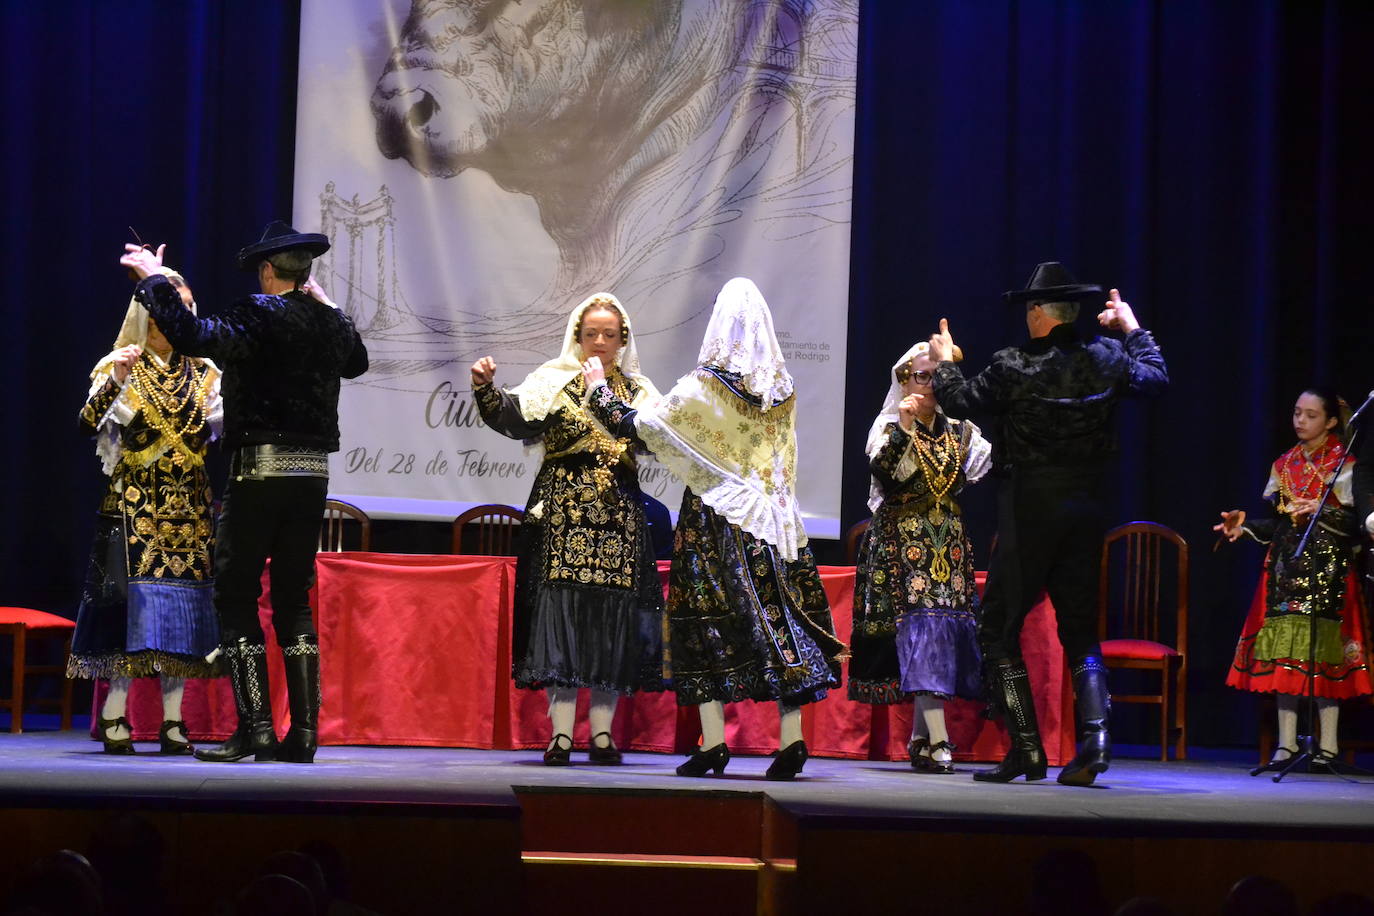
[{"left": 1226, "top": 568, "right": 1374, "bottom": 698}]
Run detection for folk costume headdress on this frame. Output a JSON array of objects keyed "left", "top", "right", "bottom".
[
  {"left": 508, "top": 292, "right": 659, "bottom": 423},
  {"left": 633, "top": 278, "right": 806, "bottom": 560},
  {"left": 89, "top": 266, "right": 221, "bottom": 475},
  {"left": 863, "top": 342, "right": 990, "bottom": 513}
]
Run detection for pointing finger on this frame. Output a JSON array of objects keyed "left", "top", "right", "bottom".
[{"left": 1108, "top": 288, "right": 1122, "bottom": 305}]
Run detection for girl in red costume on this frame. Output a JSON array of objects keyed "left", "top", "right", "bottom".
[{"left": 1215, "top": 387, "right": 1372, "bottom": 769}]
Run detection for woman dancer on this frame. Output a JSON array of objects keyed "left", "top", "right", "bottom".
[
  {"left": 850, "top": 341, "right": 990, "bottom": 773},
  {"left": 1214, "top": 387, "right": 1373, "bottom": 769},
  {"left": 584, "top": 277, "right": 846, "bottom": 780},
  {"left": 69, "top": 265, "right": 222, "bottom": 754},
  {"left": 471, "top": 293, "right": 664, "bottom": 764}
]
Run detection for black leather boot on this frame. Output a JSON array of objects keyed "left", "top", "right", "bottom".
[
  {"left": 195, "top": 639, "right": 278, "bottom": 762},
  {"left": 973, "top": 660, "right": 1047, "bottom": 783},
  {"left": 1058, "top": 654, "right": 1112, "bottom": 786},
  {"left": 278, "top": 636, "right": 320, "bottom": 764}
]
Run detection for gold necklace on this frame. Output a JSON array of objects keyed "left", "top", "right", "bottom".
[
  {"left": 912, "top": 420, "right": 961, "bottom": 504},
  {"left": 584, "top": 371, "right": 634, "bottom": 491},
  {"left": 129, "top": 355, "right": 210, "bottom": 444}
]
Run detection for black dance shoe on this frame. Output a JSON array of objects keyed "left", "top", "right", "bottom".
[
  {"left": 907, "top": 736, "right": 932, "bottom": 772},
  {"left": 1254, "top": 745, "right": 1299, "bottom": 773},
  {"left": 676, "top": 743, "right": 730, "bottom": 777},
  {"left": 765, "top": 740, "right": 809, "bottom": 781},
  {"left": 543, "top": 733, "right": 573, "bottom": 766},
  {"left": 927, "top": 740, "right": 957, "bottom": 775},
  {"left": 98, "top": 716, "right": 135, "bottom": 755},
  {"left": 158, "top": 720, "right": 194, "bottom": 755},
  {"left": 587, "top": 731, "right": 623, "bottom": 765},
  {"left": 1308, "top": 749, "right": 1340, "bottom": 774}
]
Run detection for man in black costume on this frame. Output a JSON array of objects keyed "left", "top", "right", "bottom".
[
  {"left": 121, "top": 222, "right": 368, "bottom": 763},
  {"left": 1354, "top": 404, "right": 1374, "bottom": 606},
  {"left": 929, "top": 262, "right": 1168, "bottom": 785}
]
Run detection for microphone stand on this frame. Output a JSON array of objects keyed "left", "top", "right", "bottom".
[{"left": 1255, "top": 391, "right": 1374, "bottom": 782}]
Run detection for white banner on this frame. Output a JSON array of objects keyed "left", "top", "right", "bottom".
[{"left": 294, "top": 0, "right": 856, "bottom": 536}]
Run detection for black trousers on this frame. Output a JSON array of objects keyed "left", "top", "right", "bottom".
[
  {"left": 978, "top": 467, "right": 1107, "bottom": 665},
  {"left": 213, "top": 474, "right": 328, "bottom": 646}
]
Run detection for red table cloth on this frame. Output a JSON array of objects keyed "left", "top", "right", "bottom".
[{"left": 101, "top": 554, "right": 1075, "bottom": 765}]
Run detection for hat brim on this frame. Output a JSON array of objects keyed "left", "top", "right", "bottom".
[
  {"left": 1003, "top": 283, "right": 1103, "bottom": 304},
  {"left": 236, "top": 233, "right": 331, "bottom": 271}
]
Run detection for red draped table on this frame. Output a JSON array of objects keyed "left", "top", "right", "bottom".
[{"left": 103, "top": 553, "right": 1075, "bottom": 765}]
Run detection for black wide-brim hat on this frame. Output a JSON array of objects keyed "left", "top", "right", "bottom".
[
  {"left": 236, "top": 220, "right": 330, "bottom": 271},
  {"left": 1003, "top": 261, "right": 1102, "bottom": 304}
]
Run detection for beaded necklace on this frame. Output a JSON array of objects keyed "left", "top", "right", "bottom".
[
  {"left": 128, "top": 353, "right": 210, "bottom": 445},
  {"left": 583, "top": 369, "right": 635, "bottom": 491},
  {"left": 912, "top": 416, "right": 961, "bottom": 503},
  {"left": 1275, "top": 437, "right": 1344, "bottom": 519}
]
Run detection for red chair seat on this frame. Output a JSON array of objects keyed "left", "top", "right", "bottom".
[
  {"left": 1101, "top": 637, "right": 1180, "bottom": 661},
  {"left": 0, "top": 607, "right": 76, "bottom": 630}
]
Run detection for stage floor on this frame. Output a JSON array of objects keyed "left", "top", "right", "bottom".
[{"left": 4, "top": 731, "right": 1373, "bottom": 834}]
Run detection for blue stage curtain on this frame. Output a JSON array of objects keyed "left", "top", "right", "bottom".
[
  {"left": 0, "top": 1, "right": 299, "bottom": 614},
  {"left": 845, "top": 0, "right": 1374, "bottom": 745}
]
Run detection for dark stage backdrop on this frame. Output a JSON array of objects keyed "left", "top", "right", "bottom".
[{"left": 3, "top": 1, "right": 1372, "bottom": 748}]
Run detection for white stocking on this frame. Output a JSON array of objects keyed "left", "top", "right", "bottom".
[
  {"left": 698, "top": 700, "right": 726, "bottom": 749},
  {"left": 160, "top": 676, "right": 186, "bottom": 742},
  {"left": 1276, "top": 694, "right": 1299, "bottom": 758},
  {"left": 909, "top": 704, "right": 928, "bottom": 742},
  {"left": 101, "top": 678, "right": 132, "bottom": 740},
  {"left": 588, "top": 690, "right": 618, "bottom": 748},
  {"left": 778, "top": 702, "right": 803, "bottom": 750},
  {"left": 1317, "top": 697, "right": 1339, "bottom": 756},
  {"left": 917, "top": 695, "right": 950, "bottom": 763},
  {"left": 546, "top": 687, "right": 577, "bottom": 751}
]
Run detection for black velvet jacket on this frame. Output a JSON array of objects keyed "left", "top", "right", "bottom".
[
  {"left": 932, "top": 322, "right": 1167, "bottom": 474},
  {"left": 135, "top": 275, "right": 368, "bottom": 451},
  {"left": 1354, "top": 423, "right": 1374, "bottom": 534}
]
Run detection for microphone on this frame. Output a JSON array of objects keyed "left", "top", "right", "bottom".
[{"left": 1349, "top": 389, "right": 1374, "bottom": 426}]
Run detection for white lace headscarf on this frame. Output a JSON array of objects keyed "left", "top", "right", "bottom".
[
  {"left": 864, "top": 341, "right": 990, "bottom": 513},
  {"left": 634, "top": 278, "right": 807, "bottom": 559},
  {"left": 696, "top": 277, "right": 794, "bottom": 409},
  {"left": 508, "top": 292, "right": 659, "bottom": 422},
  {"left": 87, "top": 268, "right": 221, "bottom": 474}
]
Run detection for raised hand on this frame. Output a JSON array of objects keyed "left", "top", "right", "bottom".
[
  {"left": 1097, "top": 288, "right": 1140, "bottom": 333},
  {"left": 582, "top": 356, "right": 605, "bottom": 388},
  {"left": 929, "top": 318, "right": 956, "bottom": 363},
  {"left": 119, "top": 242, "right": 165, "bottom": 280},
  {"left": 111, "top": 344, "right": 142, "bottom": 383},
  {"left": 301, "top": 275, "right": 338, "bottom": 309},
  {"left": 470, "top": 356, "right": 497, "bottom": 387},
  {"left": 898, "top": 393, "right": 924, "bottom": 430}
]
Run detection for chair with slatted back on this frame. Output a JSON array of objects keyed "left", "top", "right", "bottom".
[
  {"left": 1098, "top": 521, "right": 1189, "bottom": 760},
  {"left": 452, "top": 505, "right": 524, "bottom": 556},
  {"left": 320, "top": 499, "right": 371, "bottom": 552},
  {"left": 1, "top": 607, "right": 75, "bottom": 733},
  {"left": 843, "top": 518, "right": 871, "bottom": 566}
]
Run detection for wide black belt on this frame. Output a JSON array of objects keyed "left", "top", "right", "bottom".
[{"left": 232, "top": 444, "right": 329, "bottom": 480}]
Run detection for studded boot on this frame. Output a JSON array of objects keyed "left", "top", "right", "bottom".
[
  {"left": 1057, "top": 654, "right": 1112, "bottom": 786},
  {"left": 277, "top": 635, "right": 320, "bottom": 764},
  {"left": 973, "top": 659, "right": 1047, "bottom": 782},
  {"left": 194, "top": 638, "right": 278, "bottom": 762}
]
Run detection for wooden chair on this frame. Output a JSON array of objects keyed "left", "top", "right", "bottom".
[
  {"left": 1098, "top": 521, "right": 1189, "bottom": 761},
  {"left": 320, "top": 499, "right": 371, "bottom": 552},
  {"left": 0, "top": 607, "right": 75, "bottom": 733},
  {"left": 452, "top": 505, "right": 524, "bottom": 556},
  {"left": 843, "top": 518, "right": 871, "bottom": 565}
]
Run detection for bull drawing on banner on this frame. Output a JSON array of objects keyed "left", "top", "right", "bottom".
[{"left": 356, "top": 0, "right": 855, "bottom": 363}]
